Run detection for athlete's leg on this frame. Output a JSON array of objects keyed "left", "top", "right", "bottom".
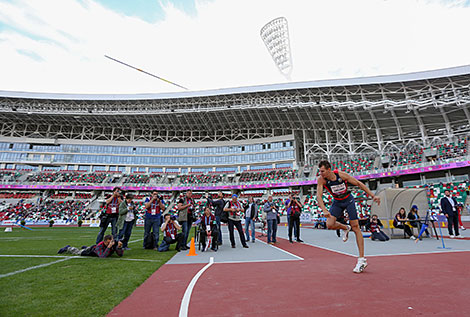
[
  {"left": 350, "top": 219, "right": 364, "bottom": 258},
  {"left": 344, "top": 197, "right": 364, "bottom": 258},
  {"left": 326, "top": 201, "right": 348, "bottom": 230}
]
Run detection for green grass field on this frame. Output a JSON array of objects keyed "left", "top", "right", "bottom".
[{"left": 0, "top": 226, "right": 179, "bottom": 316}]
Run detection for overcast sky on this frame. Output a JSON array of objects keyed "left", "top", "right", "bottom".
[{"left": 1, "top": 0, "right": 470, "bottom": 94}]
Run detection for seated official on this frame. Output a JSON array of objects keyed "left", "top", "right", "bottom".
[
  {"left": 407, "top": 205, "right": 430, "bottom": 239},
  {"left": 394, "top": 207, "right": 415, "bottom": 239},
  {"left": 199, "top": 206, "right": 219, "bottom": 251},
  {"left": 58, "top": 234, "right": 124, "bottom": 258},
  {"left": 158, "top": 213, "right": 185, "bottom": 252},
  {"left": 366, "top": 215, "right": 389, "bottom": 241}
]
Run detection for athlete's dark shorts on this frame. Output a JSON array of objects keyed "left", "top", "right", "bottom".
[{"left": 329, "top": 195, "right": 358, "bottom": 221}]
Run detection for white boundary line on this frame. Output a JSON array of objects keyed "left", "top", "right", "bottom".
[
  {"left": 214, "top": 258, "right": 301, "bottom": 264},
  {"left": 128, "top": 238, "right": 144, "bottom": 244},
  {"left": 179, "top": 257, "right": 214, "bottom": 317},
  {"left": 367, "top": 249, "right": 470, "bottom": 257},
  {"left": 255, "top": 238, "right": 304, "bottom": 260},
  {"left": 0, "top": 254, "right": 163, "bottom": 262},
  {"left": 0, "top": 257, "right": 71, "bottom": 278},
  {"left": 299, "top": 241, "right": 356, "bottom": 257}
]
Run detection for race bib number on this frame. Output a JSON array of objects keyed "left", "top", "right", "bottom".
[
  {"left": 330, "top": 183, "right": 346, "bottom": 195},
  {"left": 171, "top": 233, "right": 175, "bottom": 240},
  {"left": 111, "top": 207, "right": 117, "bottom": 213},
  {"left": 151, "top": 208, "right": 157, "bottom": 215}
]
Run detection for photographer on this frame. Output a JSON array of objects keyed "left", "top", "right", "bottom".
[
  {"left": 224, "top": 194, "right": 249, "bottom": 248},
  {"left": 158, "top": 213, "right": 184, "bottom": 252},
  {"left": 288, "top": 196, "right": 303, "bottom": 243},
  {"left": 244, "top": 196, "right": 257, "bottom": 243},
  {"left": 177, "top": 190, "right": 195, "bottom": 250},
  {"left": 264, "top": 196, "right": 278, "bottom": 244},
  {"left": 117, "top": 194, "right": 136, "bottom": 250},
  {"left": 365, "top": 214, "right": 389, "bottom": 241},
  {"left": 199, "top": 206, "right": 219, "bottom": 251},
  {"left": 144, "top": 191, "right": 165, "bottom": 250},
  {"left": 95, "top": 187, "right": 122, "bottom": 244},
  {"left": 58, "top": 234, "right": 124, "bottom": 258},
  {"left": 206, "top": 191, "right": 225, "bottom": 245}
]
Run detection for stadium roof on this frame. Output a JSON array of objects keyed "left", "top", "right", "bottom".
[
  {"left": 0, "top": 65, "right": 469, "bottom": 153},
  {"left": 1, "top": 64, "right": 470, "bottom": 101}
]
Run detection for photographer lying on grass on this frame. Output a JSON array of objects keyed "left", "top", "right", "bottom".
[{"left": 58, "top": 234, "right": 124, "bottom": 258}]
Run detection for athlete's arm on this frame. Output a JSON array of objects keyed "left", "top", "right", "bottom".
[
  {"left": 316, "top": 178, "right": 330, "bottom": 217},
  {"left": 339, "top": 172, "right": 380, "bottom": 205}
]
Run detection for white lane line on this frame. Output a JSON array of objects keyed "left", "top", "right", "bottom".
[
  {"left": 0, "top": 255, "right": 69, "bottom": 258},
  {"left": 0, "top": 254, "right": 162, "bottom": 262},
  {"left": 255, "top": 238, "right": 304, "bottom": 260},
  {"left": 179, "top": 257, "right": 214, "bottom": 317},
  {"left": 128, "top": 238, "right": 144, "bottom": 244},
  {"left": 214, "top": 258, "right": 301, "bottom": 264},
  {"left": 0, "top": 258, "right": 71, "bottom": 278},
  {"left": 367, "top": 249, "right": 470, "bottom": 257},
  {"left": 299, "top": 241, "right": 356, "bottom": 257}
]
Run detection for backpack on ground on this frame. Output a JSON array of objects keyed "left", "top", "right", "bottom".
[{"left": 144, "top": 234, "right": 155, "bottom": 249}]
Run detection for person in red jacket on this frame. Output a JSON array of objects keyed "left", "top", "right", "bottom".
[{"left": 58, "top": 234, "right": 124, "bottom": 258}]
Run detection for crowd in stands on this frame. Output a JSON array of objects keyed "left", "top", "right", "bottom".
[
  {"left": 0, "top": 192, "right": 36, "bottom": 199},
  {"left": 178, "top": 173, "right": 225, "bottom": 185},
  {"left": 437, "top": 138, "right": 467, "bottom": 160},
  {"left": 239, "top": 168, "right": 297, "bottom": 183},
  {"left": 0, "top": 170, "right": 23, "bottom": 182},
  {"left": 0, "top": 199, "right": 93, "bottom": 222},
  {"left": 125, "top": 173, "right": 150, "bottom": 184},
  {"left": 331, "top": 157, "right": 375, "bottom": 174}
]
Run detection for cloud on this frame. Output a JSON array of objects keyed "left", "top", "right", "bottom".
[{"left": 0, "top": 0, "right": 470, "bottom": 94}]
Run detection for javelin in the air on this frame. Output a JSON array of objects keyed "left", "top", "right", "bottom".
[{"left": 104, "top": 54, "right": 188, "bottom": 90}]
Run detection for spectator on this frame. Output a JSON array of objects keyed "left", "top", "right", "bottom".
[
  {"left": 285, "top": 194, "right": 297, "bottom": 238},
  {"left": 393, "top": 207, "right": 415, "bottom": 239},
  {"left": 199, "top": 206, "right": 218, "bottom": 251},
  {"left": 58, "top": 234, "right": 123, "bottom": 258},
  {"left": 264, "top": 196, "right": 278, "bottom": 245},
  {"left": 287, "top": 196, "right": 303, "bottom": 243},
  {"left": 224, "top": 194, "right": 249, "bottom": 248},
  {"left": 144, "top": 191, "right": 165, "bottom": 250},
  {"left": 440, "top": 190, "right": 461, "bottom": 238},
  {"left": 244, "top": 196, "right": 257, "bottom": 243},
  {"left": 117, "top": 194, "right": 136, "bottom": 250},
  {"left": 96, "top": 187, "right": 122, "bottom": 244},
  {"left": 158, "top": 213, "right": 184, "bottom": 252},
  {"left": 457, "top": 203, "right": 466, "bottom": 231},
  {"left": 206, "top": 191, "right": 225, "bottom": 246},
  {"left": 177, "top": 190, "right": 195, "bottom": 249},
  {"left": 366, "top": 214, "right": 389, "bottom": 241}
]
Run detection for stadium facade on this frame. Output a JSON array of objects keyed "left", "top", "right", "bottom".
[{"left": 0, "top": 65, "right": 469, "bottom": 191}]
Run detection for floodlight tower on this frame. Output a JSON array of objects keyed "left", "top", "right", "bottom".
[{"left": 260, "top": 17, "right": 293, "bottom": 81}]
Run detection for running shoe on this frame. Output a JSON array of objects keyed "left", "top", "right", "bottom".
[
  {"left": 343, "top": 225, "right": 351, "bottom": 242},
  {"left": 353, "top": 258, "right": 368, "bottom": 273}
]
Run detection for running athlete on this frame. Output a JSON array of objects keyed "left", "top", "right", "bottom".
[{"left": 316, "top": 160, "right": 380, "bottom": 273}]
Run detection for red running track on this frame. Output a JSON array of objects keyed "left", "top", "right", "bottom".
[{"left": 109, "top": 236, "right": 470, "bottom": 317}]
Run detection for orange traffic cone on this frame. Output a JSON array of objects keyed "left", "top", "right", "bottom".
[{"left": 187, "top": 237, "right": 197, "bottom": 256}]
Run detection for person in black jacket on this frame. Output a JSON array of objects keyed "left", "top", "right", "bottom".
[
  {"left": 206, "top": 191, "right": 225, "bottom": 245},
  {"left": 244, "top": 196, "right": 257, "bottom": 243},
  {"left": 440, "top": 190, "right": 461, "bottom": 238}
]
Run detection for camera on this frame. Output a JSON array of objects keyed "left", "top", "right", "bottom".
[{"left": 170, "top": 215, "right": 177, "bottom": 221}]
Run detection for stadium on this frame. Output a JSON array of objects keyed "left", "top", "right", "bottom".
[{"left": 1, "top": 65, "right": 470, "bottom": 316}]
